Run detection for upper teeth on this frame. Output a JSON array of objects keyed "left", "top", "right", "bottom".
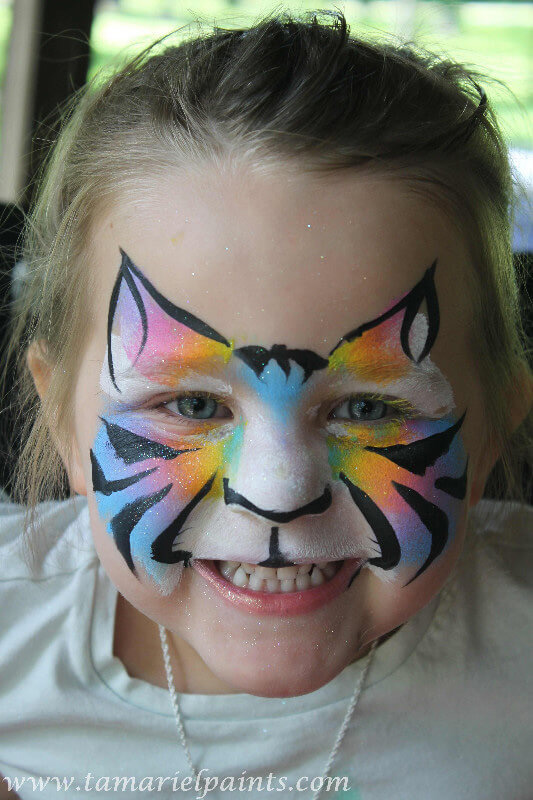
[{"left": 218, "top": 560, "right": 340, "bottom": 593}]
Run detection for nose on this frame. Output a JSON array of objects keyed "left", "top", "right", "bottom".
[
  {"left": 223, "top": 478, "right": 332, "bottom": 522},
  {"left": 225, "top": 419, "right": 330, "bottom": 520}
]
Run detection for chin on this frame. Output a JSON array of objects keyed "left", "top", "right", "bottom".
[{"left": 192, "top": 634, "right": 357, "bottom": 698}]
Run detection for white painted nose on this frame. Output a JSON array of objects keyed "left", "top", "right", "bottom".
[{"left": 224, "top": 420, "right": 330, "bottom": 520}]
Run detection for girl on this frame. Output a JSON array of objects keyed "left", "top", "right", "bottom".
[{"left": 1, "top": 9, "right": 532, "bottom": 799}]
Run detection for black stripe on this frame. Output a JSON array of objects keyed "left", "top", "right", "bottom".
[
  {"left": 258, "top": 527, "right": 295, "bottom": 568},
  {"left": 110, "top": 484, "right": 172, "bottom": 573},
  {"left": 435, "top": 458, "right": 469, "bottom": 499},
  {"left": 346, "top": 564, "right": 363, "bottom": 589},
  {"left": 101, "top": 418, "right": 197, "bottom": 464},
  {"left": 90, "top": 450, "right": 156, "bottom": 495},
  {"left": 392, "top": 481, "right": 449, "bottom": 585},
  {"left": 121, "top": 253, "right": 148, "bottom": 365},
  {"left": 106, "top": 264, "right": 124, "bottom": 392},
  {"left": 151, "top": 474, "right": 216, "bottom": 563},
  {"left": 365, "top": 411, "right": 466, "bottom": 476},
  {"left": 235, "top": 345, "right": 328, "bottom": 382},
  {"left": 400, "top": 260, "right": 439, "bottom": 363},
  {"left": 340, "top": 474, "right": 401, "bottom": 570},
  {"left": 223, "top": 479, "right": 332, "bottom": 523}
]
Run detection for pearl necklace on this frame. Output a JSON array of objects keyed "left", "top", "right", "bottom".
[{"left": 159, "top": 625, "right": 377, "bottom": 800}]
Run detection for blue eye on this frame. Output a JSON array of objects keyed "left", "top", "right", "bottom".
[
  {"left": 331, "top": 397, "right": 389, "bottom": 421},
  {"left": 164, "top": 396, "right": 225, "bottom": 420},
  {"left": 178, "top": 397, "right": 217, "bottom": 419}
]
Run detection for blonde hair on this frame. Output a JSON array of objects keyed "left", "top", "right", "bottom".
[{"left": 4, "top": 9, "right": 532, "bottom": 515}]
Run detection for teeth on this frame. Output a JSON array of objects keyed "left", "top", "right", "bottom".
[
  {"left": 232, "top": 567, "right": 249, "bottom": 587},
  {"left": 277, "top": 566, "right": 299, "bottom": 579},
  {"left": 219, "top": 562, "right": 238, "bottom": 581},
  {"left": 310, "top": 566, "right": 325, "bottom": 586},
  {"left": 296, "top": 573, "right": 311, "bottom": 590},
  {"left": 255, "top": 566, "right": 279, "bottom": 580},
  {"left": 248, "top": 572, "right": 265, "bottom": 591},
  {"left": 217, "top": 560, "right": 342, "bottom": 593}
]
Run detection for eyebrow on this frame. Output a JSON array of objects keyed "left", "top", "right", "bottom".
[
  {"left": 134, "top": 349, "right": 232, "bottom": 381},
  {"left": 125, "top": 342, "right": 453, "bottom": 416},
  {"left": 323, "top": 367, "right": 454, "bottom": 417},
  {"left": 107, "top": 251, "right": 450, "bottom": 410}
]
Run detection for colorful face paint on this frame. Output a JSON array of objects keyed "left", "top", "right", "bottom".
[{"left": 91, "top": 250, "right": 468, "bottom": 595}]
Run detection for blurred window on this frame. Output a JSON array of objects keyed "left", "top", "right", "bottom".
[
  {"left": 89, "top": 0, "right": 532, "bottom": 150},
  {"left": 89, "top": 0, "right": 532, "bottom": 249},
  {"left": 0, "top": 0, "right": 13, "bottom": 159},
  {"left": 0, "top": 0, "right": 41, "bottom": 205}
]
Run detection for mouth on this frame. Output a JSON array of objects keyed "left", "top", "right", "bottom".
[
  {"left": 216, "top": 559, "right": 343, "bottom": 592},
  {"left": 192, "top": 558, "right": 363, "bottom": 617}
]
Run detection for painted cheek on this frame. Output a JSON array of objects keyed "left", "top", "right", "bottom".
[
  {"left": 328, "top": 415, "right": 467, "bottom": 578},
  {"left": 222, "top": 421, "right": 245, "bottom": 475},
  {"left": 90, "top": 412, "right": 230, "bottom": 588}
]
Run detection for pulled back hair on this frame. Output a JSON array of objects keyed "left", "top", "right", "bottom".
[{"left": 4, "top": 8, "right": 532, "bottom": 514}]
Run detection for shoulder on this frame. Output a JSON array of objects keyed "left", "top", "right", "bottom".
[
  {"left": 0, "top": 497, "right": 101, "bottom": 757},
  {"left": 436, "top": 498, "right": 533, "bottom": 662},
  {"left": 0, "top": 495, "right": 96, "bottom": 582},
  {"left": 467, "top": 498, "right": 533, "bottom": 583}
]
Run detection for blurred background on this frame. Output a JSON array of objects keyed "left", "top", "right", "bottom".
[
  {"left": 0, "top": 0, "right": 531, "bottom": 495},
  {"left": 0, "top": 0, "right": 531, "bottom": 213}
]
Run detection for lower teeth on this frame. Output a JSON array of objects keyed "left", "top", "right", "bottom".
[{"left": 216, "top": 560, "right": 342, "bottom": 593}]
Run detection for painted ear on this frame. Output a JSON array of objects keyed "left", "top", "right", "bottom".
[
  {"left": 107, "top": 249, "right": 232, "bottom": 392},
  {"left": 329, "top": 260, "right": 440, "bottom": 363}
]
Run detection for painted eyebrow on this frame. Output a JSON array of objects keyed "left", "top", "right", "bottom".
[
  {"left": 108, "top": 251, "right": 442, "bottom": 390},
  {"left": 132, "top": 367, "right": 233, "bottom": 394},
  {"left": 107, "top": 249, "right": 231, "bottom": 392},
  {"left": 131, "top": 353, "right": 234, "bottom": 381},
  {"left": 321, "top": 369, "right": 455, "bottom": 417},
  {"left": 329, "top": 259, "right": 439, "bottom": 362},
  {"left": 117, "top": 247, "right": 230, "bottom": 345}
]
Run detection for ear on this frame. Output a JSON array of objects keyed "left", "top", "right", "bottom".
[
  {"left": 469, "top": 360, "right": 533, "bottom": 507},
  {"left": 26, "top": 341, "right": 87, "bottom": 497}
]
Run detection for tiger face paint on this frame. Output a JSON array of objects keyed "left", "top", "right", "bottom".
[{"left": 91, "top": 249, "right": 468, "bottom": 595}]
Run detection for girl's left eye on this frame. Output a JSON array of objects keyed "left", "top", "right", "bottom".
[
  {"left": 330, "top": 397, "right": 391, "bottom": 422},
  {"left": 162, "top": 396, "right": 231, "bottom": 420}
]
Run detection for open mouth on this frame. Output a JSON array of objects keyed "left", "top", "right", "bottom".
[
  {"left": 193, "top": 557, "right": 362, "bottom": 616},
  {"left": 215, "top": 559, "right": 345, "bottom": 593}
]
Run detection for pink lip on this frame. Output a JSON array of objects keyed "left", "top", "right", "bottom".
[{"left": 192, "top": 558, "right": 363, "bottom": 617}]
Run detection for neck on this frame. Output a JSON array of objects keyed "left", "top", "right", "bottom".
[
  {"left": 113, "top": 592, "right": 238, "bottom": 694},
  {"left": 114, "top": 592, "right": 399, "bottom": 695}
]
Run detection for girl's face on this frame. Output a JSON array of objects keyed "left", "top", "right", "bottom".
[{"left": 70, "top": 166, "right": 491, "bottom": 697}]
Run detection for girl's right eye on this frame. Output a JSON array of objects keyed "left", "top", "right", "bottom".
[{"left": 162, "top": 395, "right": 231, "bottom": 420}]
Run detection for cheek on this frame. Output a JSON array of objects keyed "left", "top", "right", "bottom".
[
  {"left": 89, "top": 411, "right": 238, "bottom": 594},
  {"left": 328, "top": 415, "right": 468, "bottom": 583}
]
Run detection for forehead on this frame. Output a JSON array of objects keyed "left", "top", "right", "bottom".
[{"left": 89, "top": 165, "right": 473, "bottom": 352}]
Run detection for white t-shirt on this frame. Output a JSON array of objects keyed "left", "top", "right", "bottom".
[{"left": 0, "top": 497, "right": 531, "bottom": 799}]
